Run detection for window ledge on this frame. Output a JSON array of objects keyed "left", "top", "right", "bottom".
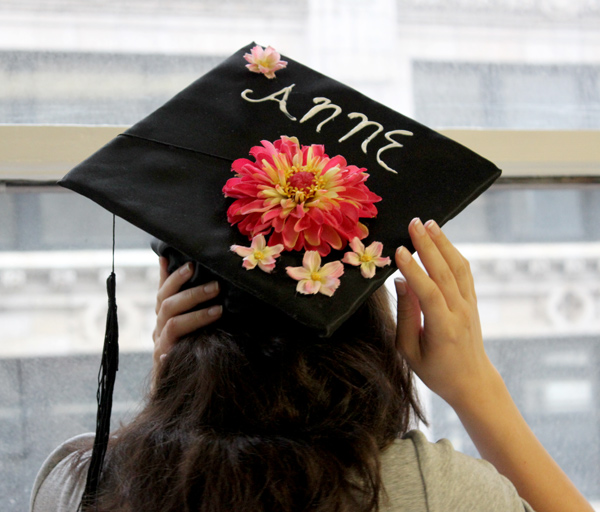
[{"left": 1, "top": 125, "right": 599, "bottom": 182}]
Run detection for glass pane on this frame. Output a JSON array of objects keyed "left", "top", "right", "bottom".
[
  {"left": 2, "top": 184, "right": 600, "bottom": 509},
  {"left": 413, "top": 62, "right": 600, "bottom": 129},
  {"left": 1, "top": 0, "right": 599, "bottom": 128}
]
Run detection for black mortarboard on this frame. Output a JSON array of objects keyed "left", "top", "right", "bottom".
[
  {"left": 61, "top": 42, "right": 500, "bottom": 336},
  {"left": 58, "top": 43, "right": 500, "bottom": 503}
]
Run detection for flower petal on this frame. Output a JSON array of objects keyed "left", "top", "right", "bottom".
[
  {"left": 342, "top": 252, "right": 361, "bottom": 266},
  {"left": 365, "top": 241, "right": 384, "bottom": 258},
  {"left": 223, "top": 137, "right": 381, "bottom": 257},
  {"left": 320, "top": 225, "right": 343, "bottom": 250},
  {"left": 242, "top": 258, "right": 257, "bottom": 270},
  {"left": 286, "top": 265, "right": 311, "bottom": 281},
  {"left": 257, "top": 260, "right": 276, "bottom": 273},
  {"left": 298, "top": 279, "right": 321, "bottom": 295},
  {"left": 231, "top": 245, "right": 253, "bottom": 257},
  {"left": 264, "top": 243, "right": 284, "bottom": 257},
  {"left": 319, "top": 277, "right": 341, "bottom": 297},
  {"left": 282, "top": 219, "right": 300, "bottom": 249},
  {"left": 302, "top": 251, "right": 322, "bottom": 272},
  {"left": 319, "top": 260, "right": 344, "bottom": 278},
  {"left": 349, "top": 237, "right": 365, "bottom": 254},
  {"left": 360, "top": 262, "right": 376, "bottom": 279},
  {"left": 374, "top": 256, "right": 391, "bottom": 268},
  {"left": 250, "top": 234, "right": 267, "bottom": 250}
]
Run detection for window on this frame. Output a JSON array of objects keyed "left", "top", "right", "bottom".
[{"left": 2, "top": 1, "right": 600, "bottom": 509}]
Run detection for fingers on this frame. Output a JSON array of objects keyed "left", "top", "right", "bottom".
[
  {"left": 395, "top": 244, "right": 446, "bottom": 317},
  {"left": 394, "top": 278, "right": 423, "bottom": 364},
  {"left": 154, "top": 304, "right": 223, "bottom": 362},
  {"left": 155, "top": 280, "right": 220, "bottom": 337},
  {"left": 408, "top": 218, "right": 463, "bottom": 310},
  {"left": 153, "top": 260, "right": 223, "bottom": 368},
  {"left": 155, "top": 261, "right": 194, "bottom": 314},
  {"left": 424, "top": 220, "right": 475, "bottom": 300},
  {"left": 158, "top": 256, "right": 169, "bottom": 290}
]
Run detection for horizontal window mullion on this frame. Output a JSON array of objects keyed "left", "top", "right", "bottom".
[{"left": 1, "top": 125, "right": 599, "bottom": 181}]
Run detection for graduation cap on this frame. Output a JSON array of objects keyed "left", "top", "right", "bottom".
[{"left": 59, "top": 43, "right": 500, "bottom": 504}]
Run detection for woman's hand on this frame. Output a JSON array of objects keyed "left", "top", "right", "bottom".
[
  {"left": 394, "top": 217, "right": 495, "bottom": 408},
  {"left": 395, "top": 218, "right": 594, "bottom": 512},
  {"left": 152, "top": 257, "right": 222, "bottom": 370}
]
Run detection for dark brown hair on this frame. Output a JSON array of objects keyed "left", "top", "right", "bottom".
[{"left": 84, "top": 287, "right": 424, "bottom": 512}]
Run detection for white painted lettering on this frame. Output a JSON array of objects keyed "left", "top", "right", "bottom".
[
  {"left": 338, "top": 113, "right": 384, "bottom": 154},
  {"left": 241, "top": 85, "right": 297, "bottom": 121},
  {"left": 376, "top": 130, "right": 413, "bottom": 174},
  {"left": 299, "top": 98, "right": 342, "bottom": 132}
]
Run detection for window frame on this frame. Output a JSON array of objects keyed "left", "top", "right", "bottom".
[{"left": 1, "top": 125, "right": 599, "bottom": 184}]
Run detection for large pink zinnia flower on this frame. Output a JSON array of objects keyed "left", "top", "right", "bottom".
[{"left": 223, "top": 136, "right": 381, "bottom": 257}]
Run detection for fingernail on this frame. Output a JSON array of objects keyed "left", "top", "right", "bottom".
[
  {"left": 425, "top": 219, "right": 440, "bottom": 236},
  {"left": 208, "top": 305, "right": 222, "bottom": 317},
  {"left": 204, "top": 281, "right": 219, "bottom": 294},
  {"left": 412, "top": 217, "right": 426, "bottom": 236},
  {"left": 394, "top": 278, "right": 407, "bottom": 296},
  {"left": 396, "top": 246, "right": 411, "bottom": 264},
  {"left": 179, "top": 262, "right": 192, "bottom": 275}
]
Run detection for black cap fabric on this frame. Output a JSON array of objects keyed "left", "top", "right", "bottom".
[{"left": 60, "top": 42, "right": 500, "bottom": 337}]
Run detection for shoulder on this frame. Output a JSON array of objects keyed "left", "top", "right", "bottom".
[
  {"left": 30, "top": 433, "right": 94, "bottom": 512},
  {"left": 380, "top": 430, "right": 535, "bottom": 512}
]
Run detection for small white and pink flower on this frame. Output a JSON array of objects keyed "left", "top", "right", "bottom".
[
  {"left": 342, "top": 238, "right": 390, "bottom": 279},
  {"left": 231, "top": 234, "right": 284, "bottom": 273},
  {"left": 286, "top": 251, "right": 344, "bottom": 297},
  {"left": 244, "top": 45, "right": 288, "bottom": 79}
]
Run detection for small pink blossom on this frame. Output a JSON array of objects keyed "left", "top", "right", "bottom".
[
  {"left": 342, "top": 238, "right": 390, "bottom": 279},
  {"left": 244, "top": 45, "right": 288, "bottom": 79},
  {"left": 286, "top": 251, "right": 344, "bottom": 297},
  {"left": 231, "top": 234, "right": 284, "bottom": 273}
]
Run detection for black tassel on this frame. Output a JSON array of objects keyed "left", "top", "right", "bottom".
[{"left": 80, "top": 271, "right": 119, "bottom": 509}]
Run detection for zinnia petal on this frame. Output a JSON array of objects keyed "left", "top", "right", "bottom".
[
  {"left": 320, "top": 225, "right": 343, "bottom": 250},
  {"left": 282, "top": 219, "right": 300, "bottom": 249}
]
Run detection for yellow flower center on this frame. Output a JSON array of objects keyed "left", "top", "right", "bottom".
[
  {"left": 310, "top": 271, "right": 322, "bottom": 282},
  {"left": 254, "top": 250, "right": 264, "bottom": 260},
  {"left": 360, "top": 254, "right": 373, "bottom": 263},
  {"left": 283, "top": 167, "right": 324, "bottom": 203}
]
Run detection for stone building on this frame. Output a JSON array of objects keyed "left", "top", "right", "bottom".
[{"left": 1, "top": 0, "right": 599, "bottom": 509}]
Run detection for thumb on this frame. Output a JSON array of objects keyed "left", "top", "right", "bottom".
[{"left": 394, "top": 278, "right": 422, "bottom": 362}]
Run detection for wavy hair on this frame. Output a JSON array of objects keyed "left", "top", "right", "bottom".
[{"left": 84, "top": 286, "right": 425, "bottom": 512}]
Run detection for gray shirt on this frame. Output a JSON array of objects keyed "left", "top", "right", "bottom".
[{"left": 30, "top": 430, "right": 534, "bottom": 512}]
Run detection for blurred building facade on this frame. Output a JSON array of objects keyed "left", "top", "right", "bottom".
[{"left": 1, "top": 0, "right": 599, "bottom": 509}]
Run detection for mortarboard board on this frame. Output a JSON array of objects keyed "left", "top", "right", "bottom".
[
  {"left": 61, "top": 42, "right": 500, "bottom": 337},
  {"left": 58, "top": 42, "right": 501, "bottom": 504}
]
